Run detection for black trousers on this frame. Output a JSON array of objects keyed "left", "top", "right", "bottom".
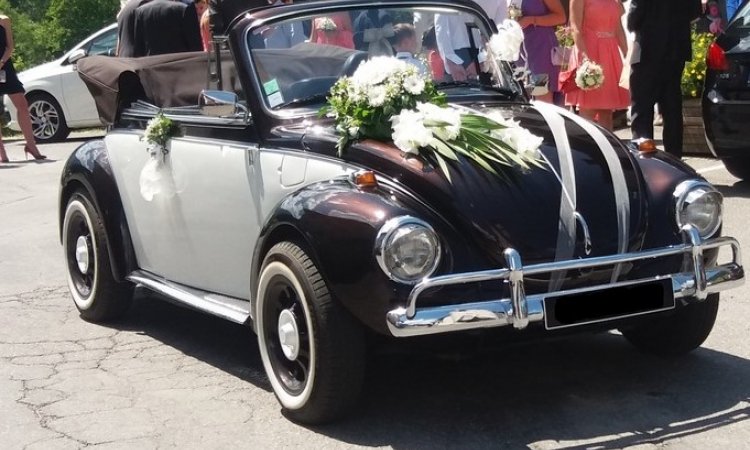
[{"left": 630, "top": 60, "right": 686, "bottom": 158}]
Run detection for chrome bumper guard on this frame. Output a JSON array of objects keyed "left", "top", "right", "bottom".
[{"left": 386, "top": 226, "right": 744, "bottom": 337}]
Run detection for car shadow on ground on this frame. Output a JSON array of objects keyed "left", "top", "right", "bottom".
[
  {"left": 716, "top": 180, "right": 750, "bottom": 199},
  {"left": 113, "top": 291, "right": 750, "bottom": 448}
]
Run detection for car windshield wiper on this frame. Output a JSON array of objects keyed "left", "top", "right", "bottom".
[
  {"left": 436, "top": 80, "right": 519, "bottom": 99},
  {"left": 273, "top": 93, "right": 329, "bottom": 110}
]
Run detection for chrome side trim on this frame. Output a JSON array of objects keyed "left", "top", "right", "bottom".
[
  {"left": 387, "top": 226, "right": 743, "bottom": 337},
  {"left": 127, "top": 270, "right": 253, "bottom": 325},
  {"left": 121, "top": 108, "right": 248, "bottom": 127}
]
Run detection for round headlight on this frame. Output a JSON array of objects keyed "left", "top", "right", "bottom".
[
  {"left": 674, "top": 180, "right": 723, "bottom": 238},
  {"left": 375, "top": 216, "right": 441, "bottom": 284}
]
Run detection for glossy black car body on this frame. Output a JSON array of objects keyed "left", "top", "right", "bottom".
[
  {"left": 703, "top": 4, "right": 750, "bottom": 179},
  {"left": 61, "top": 0, "right": 743, "bottom": 424}
]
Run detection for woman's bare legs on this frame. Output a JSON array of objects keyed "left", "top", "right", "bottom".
[
  {"left": 9, "top": 92, "right": 44, "bottom": 158},
  {"left": 596, "top": 109, "right": 613, "bottom": 130},
  {"left": 579, "top": 108, "right": 614, "bottom": 130}
]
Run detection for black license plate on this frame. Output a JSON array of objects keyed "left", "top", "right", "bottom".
[{"left": 544, "top": 280, "right": 675, "bottom": 330}]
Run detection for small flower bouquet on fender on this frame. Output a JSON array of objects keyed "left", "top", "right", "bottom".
[
  {"left": 575, "top": 59, "right": 605, "bottom": 91},
  {"left": 143, "top": 112, "right": 181, "bottom": 159}
]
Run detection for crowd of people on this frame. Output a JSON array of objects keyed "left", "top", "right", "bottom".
[
  {"left": 0, "top": 0, "right": 745, "bottom": 163},
  {"left": 110, "top": 0, "right": 748, "bottom": 160}
]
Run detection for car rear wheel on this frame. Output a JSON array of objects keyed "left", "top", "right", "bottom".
[
  {"left": 27, "top": 92, "right": 70, "bottom": 142},
  {"left": 620, "top": 293, "right": 719, "bottom": 357},
  {"left": 256, "top": 241, "right": 365, "bottom": 424},
  {"left": 62, "top": 190, "right": 133, "bottom": 321},
  {"left": 721, "top": 157, "right": 750, "bottom": 181}
]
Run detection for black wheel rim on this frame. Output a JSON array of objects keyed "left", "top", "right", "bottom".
[
  {"left": 262, "top": 275, "right": 311, "bottom": 396},
  {"left": 65, "top": 209, "right": 94, "bottom": 298}
]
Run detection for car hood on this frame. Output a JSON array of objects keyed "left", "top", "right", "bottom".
[
  {"left": 343, "top": 103, "right": 646, "bottom": 269},
  {"left": 18, "top": 58, "right": 65, "bottom": 83}
]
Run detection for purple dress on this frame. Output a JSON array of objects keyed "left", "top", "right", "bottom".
[{"left": 518, "top": 0, "right": 560, "bottom": 93}]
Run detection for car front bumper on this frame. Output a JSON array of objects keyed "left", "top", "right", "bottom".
[{"left": 386, "top": 226, "right": 744, "bottom": 337}]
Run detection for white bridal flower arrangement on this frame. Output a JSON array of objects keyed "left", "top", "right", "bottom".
[
  {"left": 488, "top": 19, "right": 525, "bottom": 62},
  {"left": 142, "top": 112, "right": 181, "bottom": 159},
  {"left": 575, "top": 59, "right": 605, "bottom": 91},
  {"left": 323, "top": 24, "right": 545, "bottom": 181},
  {"left": 139, "top": 112, "right": 182, "bottom": 201}
]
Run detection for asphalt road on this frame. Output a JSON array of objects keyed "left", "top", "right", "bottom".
[{"left": 0, "top": 137, "right": 748, "bottom": 449}]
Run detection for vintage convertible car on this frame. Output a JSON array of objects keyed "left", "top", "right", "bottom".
[{"left": 61, "top": 0, "right": 743, "bottom": 424}]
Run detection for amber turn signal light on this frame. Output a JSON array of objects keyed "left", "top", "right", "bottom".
[
  {"left": 352, "top": 170, "right": 378, "bottom": 188},
  {"left": 636, "top": 139, "right": 658, "bottom": 154}
]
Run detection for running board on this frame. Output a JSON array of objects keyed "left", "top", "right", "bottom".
[{"left": 127, "top": 270, "right": 252, "bottom": 325}]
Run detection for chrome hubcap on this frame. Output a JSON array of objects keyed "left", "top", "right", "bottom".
[
  {"left": 277, "top": 309, "right": 300, "bottom": 361},
  {"left": 75, "top": 236, "right": 90, "bottom": 274}
]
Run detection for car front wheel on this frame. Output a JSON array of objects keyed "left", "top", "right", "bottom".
[
  {"left": 62, "top": 190, "right": 133, "bottom": 321},
  {"left": 27, "top": 92, "right": 70, "bottom": 142},
  {"left": 721, "top": 157, "right": 750, "bottom": 181},
  {"left": 256, "top": 241, "right": 365, "bottom": 424},
  {"left": 620, "top": 293, "right": 719, "bottom": 357}
]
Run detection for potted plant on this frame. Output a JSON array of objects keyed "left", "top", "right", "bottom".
[{"left": 681, "top": 29, "right": 713, "bottom": 154}]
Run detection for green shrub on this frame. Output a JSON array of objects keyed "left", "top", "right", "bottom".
[{"left": 682, "top": 30, "right": 713, "bottom": 98}]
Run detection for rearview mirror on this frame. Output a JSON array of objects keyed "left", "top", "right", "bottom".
[
  {"left": 67, "top": 49, "right": 87, "bottom": 65},
  {"left": 200, "top": 90, "right": 245, "bottom": 117}
]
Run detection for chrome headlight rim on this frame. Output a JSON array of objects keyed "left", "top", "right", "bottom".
[
  {"left": 375, "top": 216, "right": 441, "bottom": 285},
  {"left": 673, "top": 179, "right": 723, "bottom": 239}
]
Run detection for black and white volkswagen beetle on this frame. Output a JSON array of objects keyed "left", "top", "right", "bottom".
[{"left": 61, "top": 0, "right": 744, "bottom": 424}]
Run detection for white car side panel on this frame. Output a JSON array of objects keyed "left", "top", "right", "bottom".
[
  {"left": 59, "top": 64, "right": 100, "bottom": 124},
  {"left": 106, "top": 131, "right": 351, "bottom": 300}
]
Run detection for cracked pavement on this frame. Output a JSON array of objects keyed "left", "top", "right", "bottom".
[{"left": 1, "top": 140, "right": 749, "bottom": 449}]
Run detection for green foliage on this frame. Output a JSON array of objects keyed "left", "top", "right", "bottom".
[
  {"left": 682, "top": 30, "right": 713, "bottom": 98},
  {"left": 0, "top": 0, "right": 118, "bottom": 70}
]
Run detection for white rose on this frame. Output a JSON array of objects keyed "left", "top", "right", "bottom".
[
  {"left": 391, "top": 109, "right": 434, "bottom": 155},
  {"left": 417, "top": 103, "right": 462, "bottom": 141},
  {"left": 403, "top": 75, "right": 426, "bottom": 95},
  {"left": 368, "top": 85, "right": 388, "bottom": 107},
  {"left": 489, "top": 20, "right": 524, "bottom": 61}
]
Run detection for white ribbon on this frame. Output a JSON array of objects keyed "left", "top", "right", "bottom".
[
  {"left": 533, "top": 101, "right": 578, "bottom": 291},
  {"left": 554, "top": 107, "right": 631, "bottom": 282}
]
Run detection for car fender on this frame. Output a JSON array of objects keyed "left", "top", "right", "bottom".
[
  {"left": 59, "top": 139, "right": 137, "bottom": 282},
  {"left": 252, "top": 178, "right": 444, "bottom": 335}
]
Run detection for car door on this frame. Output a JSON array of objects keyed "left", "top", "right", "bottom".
[
  {"left": 107, "top": 125, "right": 263, "bottom": 300},
  {"left": 61, "top": 27, "right": 117, "bottom": 125}
]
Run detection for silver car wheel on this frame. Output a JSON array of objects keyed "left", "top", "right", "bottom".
[{"left": 29, "top": 98, "right": 61, "bottom": 140}]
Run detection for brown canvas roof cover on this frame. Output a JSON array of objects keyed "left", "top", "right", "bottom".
[
  {"left": 77, "top": 52, "right": 212, "bottom": 124},
  {"left": 77, "top": 43, "right": 362, "bottom": 124}
]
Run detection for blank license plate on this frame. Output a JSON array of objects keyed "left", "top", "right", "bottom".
[{"left": 544, "top": 280, "right": 675, "bottom": 330}]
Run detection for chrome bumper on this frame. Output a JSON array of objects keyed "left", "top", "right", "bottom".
[{"left": 386, "top": 226, "right": 744, "bottom": 337}]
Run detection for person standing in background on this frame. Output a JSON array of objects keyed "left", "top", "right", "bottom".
[
  {"left": 133, "top": 0, "right": 203, "bottom": 56},
  {"left": 513, "top": 0, "right": 566, "bottom": 103},
  {"left": 310, "top": 13, "right": 355, "bottom": 49},
  {"left": 434, "top": 0, "right": 508, "bottom": 82},
  {"left": 628, "top": 0, "right": 702, "bottom": 157},
  {"left": 725, "top": 0, "right": 743, "bottom": 20},
  {"left": 116, "top": 0, "right": 152, "bottom": 57},
  {"left": 565, "top": 0, "right": 630, "bottom": 130},
  {"left": 0, "top": 14, "right": 45, "bottom": 162},
  {"left": 262, "top": 1, "right": 306, "bottom": 49}
]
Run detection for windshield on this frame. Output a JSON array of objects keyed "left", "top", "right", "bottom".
[{"left": 247, "top": 5, "right": 521, "bottom": 111}]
